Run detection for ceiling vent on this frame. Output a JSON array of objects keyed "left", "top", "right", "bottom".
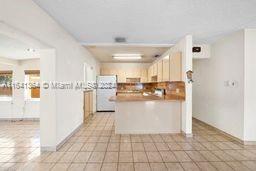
[
  {"left": 114, "top": 37, "right": 126, "bottom": 43},
  {"left": 154, "top": 54, "right": 160, "bottom": 58}
]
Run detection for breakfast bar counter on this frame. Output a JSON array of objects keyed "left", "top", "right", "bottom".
[{"left": 110, "top": 93, "right": 184, "bottom": 134}]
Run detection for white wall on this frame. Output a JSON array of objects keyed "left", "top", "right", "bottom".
[
  {"left": 193, "top": 44, "right": 211, "bottom": 59},
  {"left": 0, "top": 58, "right": 40, "bottom": 119},
  {"left": 193, "top": 30, "right": 249, "bottom": 141},
  {"left": 244, "top": 29, "right": 256, "bottom": 142},
  {"left": 0, "top": 0, "right": 100, "bottom": 150}
]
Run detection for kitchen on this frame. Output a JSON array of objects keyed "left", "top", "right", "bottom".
[{"left": 85, "top": 35, "right": 193, "bottom": 136}]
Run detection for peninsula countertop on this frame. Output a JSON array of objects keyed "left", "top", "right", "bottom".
[{"left": 109, "top": 93, "right": 185, "bottom": 102}]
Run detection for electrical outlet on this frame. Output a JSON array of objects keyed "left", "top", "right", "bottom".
[{"left": 176, "top": 88, "right": 180, "bottom": 93}]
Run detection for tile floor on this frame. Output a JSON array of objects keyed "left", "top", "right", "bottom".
[{"left": 0, "top": 113, "right": 256, "bottom": 170}]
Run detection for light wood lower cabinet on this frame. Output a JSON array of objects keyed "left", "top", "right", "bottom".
[{"left": 84, "top": 90, "right": 93, "bottom": 121}]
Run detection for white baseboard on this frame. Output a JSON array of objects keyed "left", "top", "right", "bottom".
[{"left": 193, "top": 117, "right": 256, "bottom": 145}]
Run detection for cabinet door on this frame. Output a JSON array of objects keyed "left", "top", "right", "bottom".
[
  {"left": 89, "top": 91, "right": 93, "bottom": 114},
  {"left": 170, "top": 52, "right": 182, "bottom": 81},
  {"left": 148, "top": 66, "right": 153, "bottom": 82},
  {"left": 84, "top": 92, "right": 90, "bottom": 120},
  {"left": 100, "top": 67, "right": 109, "bottom": 75},
  {"left": 157, "top": 60, "right": 163, "bottom": 82},
  {"left": 140, "top": 68, "right": 148, "bottom": 83},
  {"left": 162, "top": 55, "right": 170, "bottom": 81},
  {"left": 152, "top": 63, "right": 157, "bottom": 76},
  {"left": 117, "top": 69, "right": 126, "bottom": 83}
]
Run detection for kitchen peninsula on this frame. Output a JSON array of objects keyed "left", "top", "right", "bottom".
[{"left": 109, "top": 81, "right": 185, "bottom": 134}]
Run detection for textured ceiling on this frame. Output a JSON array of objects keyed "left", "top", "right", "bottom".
[
  {"left": 33, "top": 0, "right": 256, "bottom": 45},
  {"left": 86, "top": 45, "right": 169, "bottom": 63}
]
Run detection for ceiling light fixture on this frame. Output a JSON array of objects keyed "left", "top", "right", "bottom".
[{"left": 112, "top": 54, "right": 142, "bottom": 60}]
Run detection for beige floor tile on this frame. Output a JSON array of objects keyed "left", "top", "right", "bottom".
[
  {"left": 0, "top": 162, "right": 26, "bottom": 170},
  {"left": 133, "top": 151, "right": 148, "bottom": 162},
  {"left": 81, "top": 143, "right": 96, "bottom": 151},
  {"left": 68, "top": 163, "right": 86, "bottom": 171},
  {"left": 190, "top": 142, "right": 207, "bottom": 150},
  {"left": 196, "top": 162, "right": 217, "bottom": 171},
  {"left": 173, "top": 151, "right": 192, "bottom": 162},
  {"left": 84, "top": 163, "right": 102, "bottom": 171},
  {"left": 185, "top": 150, "right": 207, "bottom": 162},
  {"left": 43, "top": 152, "right": 64, "bottom": 162},
  {"left": 51, "top": 163, "right": 70, "bottom": 171},
  {"left": 224, "top": 150, "right": 249, "bottom": 160},
  {"left": 107, "top": 143, "right": 119, "bottom": 151},
  {"left": 88, "top": 151, "right": 105, "bottom": 162},
  {"left": 104, "top": 152, "right": 119, "bottom": 162},
  {"left": 159, "top": 151, "right": 177, "bottom": 162},
  {"left": 155, "top": 142, "right": 169, "bottom": 151},
  {"left": 59, "top": 143, "right": 73, "bottom": 152},
  {"left": 1, "top": 113, "right": 256, "bottom": 171},
  {"left": 118, "top": 163, "right": 134, "bottom": 171},
  {"left": 98, "top": 136, "right": 110, "bottom": 143},
  {"left": 68, "top": 143, "right": 84, "bottom": 151},
  {"left": 210, "top": 161, "right": 233, "bottom": 171},
  {"left": 22, "top": 163, "right": 54, "bottom": 171},
  {"left": 140, "top": 135, "right": 153, "bottom": 143},
  {"left": 201, "top": 142, "right": 220, "bottom": 150},
  {"left": 180, "top": 162, "right": 200, "bottom": 171},
  {"left": 94, "top": 143, "right": 108, "bottom": 151},
  {"left": 198, "top": 151, "right": 221, "bottom": 161},
  {"left": 211, "top": 150, "right": 235, "bottom": 161},
  {"left": 101, "top": 163, "right": 118, "bottom": 171},
  {"left": 226, "top": 161, "right": 251, "bottom": 171},
  {"left": 212, "top": 142, "right": 232, "bottom": 150},
  {"left": 178, "top": 143, "right": 194, "bottom": 150},
  {"left": 150, "top": 162, "right": 167, "bottom": 171},
  {"left": 59, "top": 152, "right": 78, "bottom": 163},
  {"left": 73, "top": 152, "right": 91, "bottom": 162},
  {"left": 151, "top": 135, "right": 164, "bottom": 142},
  {"left": 167, "top": 142, "right": 183, "bottom": 150},
  {"left": 165, "top": 163, "right": 184, "bottom": 171},
  {"left": 134, "top": 163, "right": 151, "bottom": 171},
  {"left": 119, "top": 152, "right": 133, "bottom": 162},
  {"left": 143, "top": 143, "right": 157, "bottom": 151},
  {"left": 132, "top": 143, "right": 145, "bottom": 151},
  {"left": 120, "top": 143, "right": 132, "bottom": 151},
  {"left": 241, "top": 161, "right": 256, "bottom": 170},
  {"left": 237, "top": 149, "right": 256, "bottom": 160},
  {"left": 131, "top": 135, "right": 142, "bottom": 143},
  {"left": 161, "top": 135, "right": 174, "bottom": 143},
  {"left": 146, "top": 151, "right": 163, "bottom": 162}
]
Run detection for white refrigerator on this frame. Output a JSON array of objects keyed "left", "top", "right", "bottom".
[{"left": 96, "top": 75, "right": 117, "bottom": 112}]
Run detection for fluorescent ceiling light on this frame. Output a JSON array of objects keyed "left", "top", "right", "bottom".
[{"left": 112, "top": 53, "right": 142, "bottom": 60}]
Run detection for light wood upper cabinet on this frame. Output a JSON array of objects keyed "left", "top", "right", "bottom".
[
  {"left": 148, "top": 65, "right": 153, "bottom": 82},
  {"left": 152, "top": 63, "right": 157, "bottom": 76},
  {"left": 140, "top": 68, "right": 148, "bottom": 83},
  {"left": 170, "top": 52, "right": 182, "bottom": 81},
  {"left": 162, "top": 55, "right": 170, "bottom": 81},
  {"left": 117, "top": 69, "right": 126, "bottom": 83},
  {"left": 157, "top": 60, "right": 163, "bottom": 82},
  {"left": 101, "top": 67, "right": 148, "bottom": 83}
]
